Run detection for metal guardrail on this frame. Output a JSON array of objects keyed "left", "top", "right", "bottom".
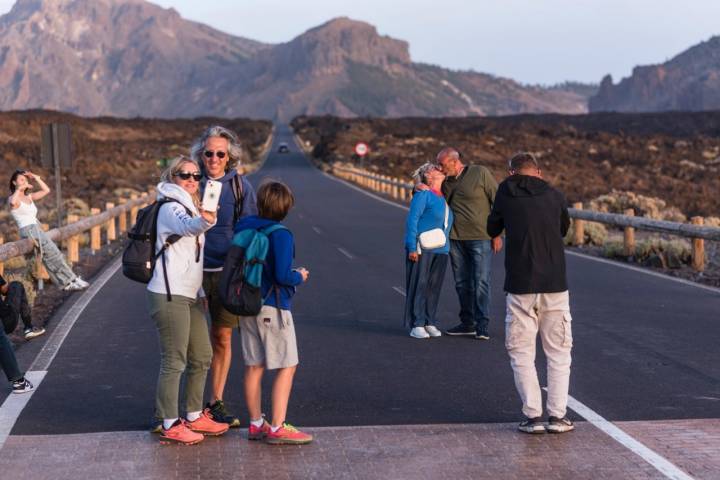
[{"left": 331, "top": 163, "right": 719, "bottom": 272}]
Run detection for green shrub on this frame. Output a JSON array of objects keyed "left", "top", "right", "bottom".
[{"left": 564, "top": 220, "right": 607, "bottom": 246}]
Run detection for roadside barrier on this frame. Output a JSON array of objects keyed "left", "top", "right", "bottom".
[
  {"left": 0, "top": 191, "right": 155, "bottom": 284},
  {"left": 331, "top": 163, "right": 720, "bottom": 272}
]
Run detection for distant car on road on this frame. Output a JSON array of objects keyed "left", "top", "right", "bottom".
[{"left": 277, "top": 142, "right": 290, "bottom": 153}]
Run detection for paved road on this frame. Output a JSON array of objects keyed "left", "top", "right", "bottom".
[{"left": 2, "top": 125, "right": 719, "bottom": 479}]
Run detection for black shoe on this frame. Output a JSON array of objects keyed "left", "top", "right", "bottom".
[
  {"left": 475, "top": 328, "right": 490, "bottom": 340},
  {"left": 547, "top": 416, "right": 574, "bottom": 433},
  {"left": 11, "top": 377, "right": 34, "bottom": 394},
  {"left": 445, "top": 324, "right": 475, "bottom": 336},
  {"left": 206, "top": 400, "right": 241, "bottom": 428},
  {"left": 149, "top": 416, "right": 163, "bottom": 434},
  {"left": 518, "top": 417, "right": 545, "bottom": 434}
]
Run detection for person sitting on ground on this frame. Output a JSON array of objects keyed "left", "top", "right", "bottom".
[
  {"left": 234, "top": 180, "right": 312, "bottom": 445},
  {"left": 403, "top": 162, "right": 453, "bottom": 339},
  {"left": 0, "top": 274, "right": 44, "bottom": 340},
  {"left": 487, "top": 152, "right": 574, "bottom": 434},
  {"left": 146, "top": 156, "right": 228, "bottom": 446},
  {"left": 1, "top": 321, "right": 34, "bottom": 394},
  {"left": 8, "top": 170, "right": 89, "bottom": 292}
]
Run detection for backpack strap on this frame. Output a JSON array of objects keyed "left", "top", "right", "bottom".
[
  {"left": 259, "top": 223, "right": 289, "bottom": 326},
  {"left": 231, "top": 175, "right": 244, "bottom": 225}
]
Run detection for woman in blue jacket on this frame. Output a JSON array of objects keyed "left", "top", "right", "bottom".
[{"left": 404, "top": 163, "right": 453, "bottom": 339}]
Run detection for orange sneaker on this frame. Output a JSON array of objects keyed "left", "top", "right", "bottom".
[
  {"left": 248, "top": 417, "right": 271, "bottom": 441},
  {"left": 265, "top": 423, "right": 313, "bottom": 445},
  {"left": 187, "top": 409, "right": 230, "bottom": 436},
  {"left": 160, "top": 420, "right": 204, "bottom": 445}
]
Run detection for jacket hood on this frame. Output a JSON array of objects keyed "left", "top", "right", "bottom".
[
  {"left": 203, "top": 168, "right": 238, "bottom": 184},
  {"left": 503, "top": 175, "right": 551, "bottom": 198},
  {"left": 234, "top": 215, "right": 278, "bottom": 233},
  {"left": 155, "top": 182, "right": 200, "bottom": 215}
]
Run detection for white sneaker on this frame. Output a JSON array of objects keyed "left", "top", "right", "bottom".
[
  {"left": 410, "top": 327, "right": 430, "bottom": 339},
  {"left": 73, "top": 277, "right": 90, "bottom": 288},
  {"left": 425, "top": 326, "right": 442, "bottom": 337},
  {"left": 62, "top": 281, "right": 84, "bottom": 291}
]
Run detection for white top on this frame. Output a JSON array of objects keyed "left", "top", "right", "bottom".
[
  {"left": 147, "top": 182, "right": 216, "bottom": 300},
  {"left": 10, "top": 198, "right": 38, "bottom": 228}
]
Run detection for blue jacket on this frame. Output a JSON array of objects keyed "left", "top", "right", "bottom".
[
  {"left": 201, "top": 170, "right": 258, "bottom": 269},
  {"left": 233, "top": 215, "right": 303, "bottom": 310},
  {"left": 405, "top": 190, "right": 453, "bottom": 255}
]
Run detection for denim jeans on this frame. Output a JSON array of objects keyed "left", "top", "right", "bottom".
[
  {"left": 19, "top": 224, "right": 76, "bottom": 288},
  {"left": 1, "top": 282, "right": 33, "bottom": 332},
  {"left": 0, "top": 327, "right": 22, "bottom": 383},
  {"left": 404, "top": 252, "right": 448, "bottom": 328},
  {"left": 449, "top": 239, "right": 492, "bottom": 332}
]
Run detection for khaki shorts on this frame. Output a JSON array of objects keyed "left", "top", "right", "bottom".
[
  {"left": 239, "top": 305, "right": 298, "bottom": 370},
  {"left": 203, "top": 271, "right": 241, "bottom": 329}
]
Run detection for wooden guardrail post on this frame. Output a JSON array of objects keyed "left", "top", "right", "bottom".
[
  {"left": 130, "top": 194, "right": 140, "bottom": 225},
  {"left": 691, "top": 216, "right": 705, "bottom": 272},
  {"left": 624, "top": 209, "right": 636, "bottom": 256},
  {"left": 400, "top": 185, "right": 407, "bottom": 202},
  {"left": 118, "top": 198, "right": 128, "bottom": 233},
  {"left": 105, "top": 202, "right": 116, "bottom": 244},
  {"left": 67, "top": 214, "right": 80, "bottom": 264},
  {"left": 90, "top": 208, "right": 101, "bottom": 254},
  {"left": 0, "top": 237, "right": 4, "bottom": 277},
  {"left": 572, "top": 202, "right": 584, "bottom": 246},
  {"left": 392, "top": 178, "right": 399, "bottom": 199},
  {"left": 36, "top": 224, "right": 50, "bottom": 289}
]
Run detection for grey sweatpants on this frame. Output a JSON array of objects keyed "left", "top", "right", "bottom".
[
  {"left": 146, "top": 291, "right": 212, "bottom": 419},
  {"left": 19, "top": 224, "right": 76, "bottom": 288}
]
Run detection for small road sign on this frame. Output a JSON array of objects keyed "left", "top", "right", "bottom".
[{"left": 354, "top": 142, "right": 369, "bottom": 157}]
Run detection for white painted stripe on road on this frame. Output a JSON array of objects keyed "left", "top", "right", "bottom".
[
  {"left": 0, "top": 371, "right": 46, "bottom": 450},
  {"left": 312, "top": 226, "right": 322, "bottom": 235},
  {"left": 564, "top": 393, "right": 693, "bottom": 480},
  {"left": 337, "top": 247, "right": 355, "bottom": 260},
  {"left": 0, "top": 257, "right": 122, "bottom": 452},
  {"left": 566, "top": 250, "right": 720, "bottom": 295},
  {"left": 392, "top": 286, "right": 407, "bottom": 297}
]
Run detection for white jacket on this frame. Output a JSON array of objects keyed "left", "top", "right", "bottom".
[{"left": 147, "top": 182, "right": 215, "bottom": 299}]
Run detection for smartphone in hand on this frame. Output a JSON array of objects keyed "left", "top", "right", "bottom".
[{"left": 202, "top": 180, "right": 222, "bottom": 212}]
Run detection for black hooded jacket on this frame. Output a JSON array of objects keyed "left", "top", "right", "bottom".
[{"left": 487, "top": 175, "right": 570, "bottom": 294}]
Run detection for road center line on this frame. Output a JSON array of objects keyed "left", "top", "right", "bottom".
[
  {"left": 0, "top": 257, "right": 122, "bottom": 452},
  {"left": 337, "top": 247, "right": 355, "bottom": 260},
  {"left": 392, "top": 286, "right": 406, "bottom": 297},
  {"left": 561, "top": 391, "right": 693, "bottom": 480},
  {"left": 312, "top": 226, "right": 322, "bottom": 235}
]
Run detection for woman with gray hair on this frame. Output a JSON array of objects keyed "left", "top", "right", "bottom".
[
  {"left": 190, "top": 125, "right": 257, "bottom": 428},
  {"left": 403, "top": 162, "right": 454, "bottom": 339},
  {"left": 147, "top": 155, "right": 230, "bottom": 445}
]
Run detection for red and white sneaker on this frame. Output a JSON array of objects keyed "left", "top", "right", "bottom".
[
  {"left": 186, "top": 409, "right": 230, "bottom": 436},
  {"left": 265, "top": 423, "right": 313, "bottom": 445},
  {"left": 160, "top": 420, "right": 204, "bottom": 445},
  {"left": 248, "top": 417, "right": 271, "bottom": 441}
]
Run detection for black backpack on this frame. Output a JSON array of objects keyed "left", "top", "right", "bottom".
[{"left": 122, "top": 199, "right": 192, "bottom": 300}]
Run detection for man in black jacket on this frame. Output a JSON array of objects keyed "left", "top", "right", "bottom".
[{"left": 487, "top": 152, "right": 574, "bottom": 435}]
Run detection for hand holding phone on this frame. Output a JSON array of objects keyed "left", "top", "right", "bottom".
[{"left": 202, "top": 179, "right": 222, "bottom": 212}]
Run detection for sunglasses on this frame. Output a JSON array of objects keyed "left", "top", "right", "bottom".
[
  {"left": 204, "top": 150, "right": 227, "bottom": 159},
  {"left": 174, "top": 171, "right": 202, "bottom": 181}
]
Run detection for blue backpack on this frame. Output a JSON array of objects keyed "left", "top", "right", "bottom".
[{"left": 218, "top": 224, "right": 286, "bottom": 316}]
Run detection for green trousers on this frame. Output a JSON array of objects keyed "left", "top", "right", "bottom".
[{"left": 147, "top": 292, "right": 212, "bottom": 419}]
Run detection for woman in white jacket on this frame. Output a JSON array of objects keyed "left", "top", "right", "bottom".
[{"left": 147, "top": 156, "right": 229, "bottom": 445}]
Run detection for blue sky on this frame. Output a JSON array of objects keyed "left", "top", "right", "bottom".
[{"left": 2, "top": 0, "right": 719, "bottom": 85}]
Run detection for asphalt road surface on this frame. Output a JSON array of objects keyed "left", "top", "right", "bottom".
[{"left": 10, "top": 125, "right": 720, "bottom": 435}]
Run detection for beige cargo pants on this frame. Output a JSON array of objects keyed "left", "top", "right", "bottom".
[{"left": 505, "top": 291, "right": 573, "bottom": 419}]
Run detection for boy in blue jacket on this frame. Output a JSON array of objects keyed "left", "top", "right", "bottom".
[{"left": 233, "top": 181, "right": 312, "bottom": 445}]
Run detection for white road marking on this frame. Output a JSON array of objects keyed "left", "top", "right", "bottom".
[
  {"left": 321, "top": 171, "right": 410, "bottom": 212},
  {"left": 392, "top": 286, "right": 407, "bottom": 297},
  {"left": 0, "top": 257, "right": 122, "bottom": 451},
  {"left": 312, "top": 226, "right": 322, "bottom": 235},
  {"left": 337, "top": 247, "right": 355, "bottom": 260},
  {"left": 560, "top": 391, "right": 694, "bottom": 480},
  {"left": 566, "top": 250, "right": 720, "bottom": 295}
]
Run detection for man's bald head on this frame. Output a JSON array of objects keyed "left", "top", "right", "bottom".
[{"left": 436, "top": 147, "right": 464, "bottom": 177}]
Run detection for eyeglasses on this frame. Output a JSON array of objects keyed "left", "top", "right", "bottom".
[
  {"left": 204, "top": 150, "right": 227, "bottom": 159},
  {"left": 174, "top": 171, "right": 202, "bottom": 181}
]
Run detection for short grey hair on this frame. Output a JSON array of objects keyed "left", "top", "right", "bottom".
[
  {"left": 411, "top": 162, "right": 437, "bottom": 185},
  {"left": 190, "top": 125, "right": 243, "bottom": 171},
  {"left": 508, "top": 152, "right": 539, "bottom": 172}
]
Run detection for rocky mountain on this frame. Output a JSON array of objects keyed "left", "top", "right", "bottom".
[
  {"left": 590, "top": 36, "right": 720, "bottom": 112},
  {"left": 0, "top": 0, "right": 593, "bottom": 119}
]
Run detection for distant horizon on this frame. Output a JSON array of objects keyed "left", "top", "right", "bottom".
[{"left": 1, "top": 0, "right": 719, "bottom": 86}]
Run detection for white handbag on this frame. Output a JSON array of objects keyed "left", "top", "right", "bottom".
[{"left": 418, "top": 203, "right": 449, "bottom": 251}]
